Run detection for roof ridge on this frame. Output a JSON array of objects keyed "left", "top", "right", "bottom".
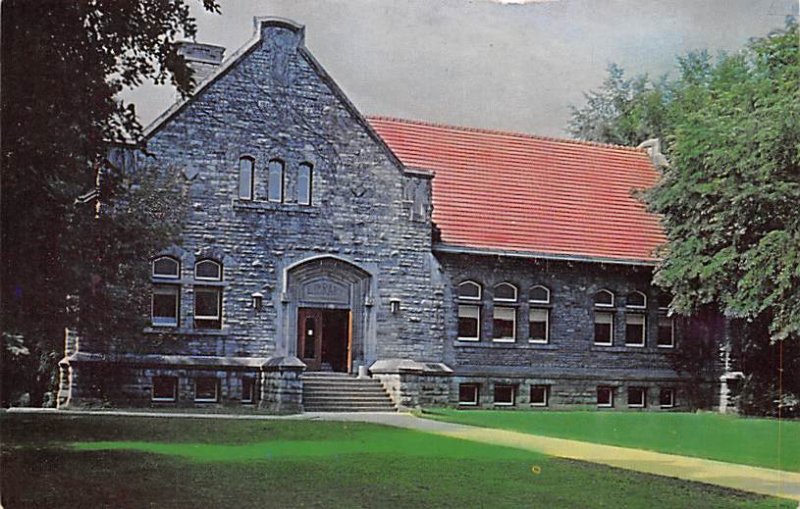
[{"left": 367, "top": 116, "right": 646, "bottom": 153}]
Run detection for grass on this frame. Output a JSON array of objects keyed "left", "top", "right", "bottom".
[
  {"left": 1, "top": 413, "right": 794, "bottom": 508},
  {"left": 422, "top": 409, "right": 800, "bottom": 472}
]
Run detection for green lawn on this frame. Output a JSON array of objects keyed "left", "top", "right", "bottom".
[
  {"left": 1, "top": 413, "right": 794, "bottom": 508},
  {"left": 422, "top": 409, "right": 800, "bottom": 472}
]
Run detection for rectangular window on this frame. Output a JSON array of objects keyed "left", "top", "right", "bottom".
[
  {"left": 657, "top": 316, "right": 675, "bottom": 347},
  {"left": 530, "top": 385, "right": 548, "bottom": 407},
  {"left": 492, "top": 307, "right": 516, "bottom": 342},
  {"left": 458, "top": 383, "right": 479, "bottom": 406},
  {"left": 458, "top": 305, "right": 480, "bottom": 341},
  {"left": 152, "top": 376, "right": 177, "bottom": 402},
  {"left": 494, "top": 384, "right": 515, "bottom": 406},
  {"left": 152, "top": 286, "right": 179, "bottom": 327},
  {"left": 628, "top": 387, "right": 646, "bottom": 408},
  {"left": 242, "top": 377, "right": 255, "bottom": 404},
  {"left": 529, "top": 308, "right": 549, "bottom": 343},
  {"left": 594, "top": 312, "right": 613, "bottom": 345},
  {"left": 625, "top": 314, "right": 646, "bottom": 346},
  {"left": 238, "top": 158, "right": 254, "bottom": 200},
  {"left": 659, "top": 388, "right": 675, "bottom": 408},
  {"left": 194, "top": 287, "right": 222, "bottom": 329},
  {"left": 195, "top": 377, "right": 219, "bottom": 402},
  {"left": 597, "top": 386, "right": 613, "bottom": 407}
]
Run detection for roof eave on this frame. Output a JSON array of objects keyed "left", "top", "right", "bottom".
[{"left": 433, "top": 242, "right": 659, "bottom": 267}]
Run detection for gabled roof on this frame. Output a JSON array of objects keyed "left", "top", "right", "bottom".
[{"left": 369, "top": 117, "right": 666, "bottom": 265}]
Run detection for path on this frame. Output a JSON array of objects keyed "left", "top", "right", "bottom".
[{"left": 9, "top": 408, "right": 800, "bottom": 502}]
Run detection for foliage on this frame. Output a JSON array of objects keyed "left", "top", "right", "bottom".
[
  {"left": 0, "top": 0, "right": 218, "bottom": 406},
  {"left": 570, "top": 20, "right": 799, "bottom": 415},
  {"left": 1, "top": 414, "right": 792, "bottom": 508}
]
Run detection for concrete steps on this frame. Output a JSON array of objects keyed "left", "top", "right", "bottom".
[{"left": 303, "top": 372, "right": 396, "bottom": 412}]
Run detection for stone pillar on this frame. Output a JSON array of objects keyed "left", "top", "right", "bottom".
[
  {"left": 260, "top": 356, "right": 306, "bottom": 414},
  {"left": 370, "top": 359, "right": 453, "bottom": 411}
]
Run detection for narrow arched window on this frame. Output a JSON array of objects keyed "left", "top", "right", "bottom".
[
  {"left": 297, "top": 162, "right": 313, "bottom": 205},
  {"left": 238, "top": 157, "right": 254, "bottom": 200},
  {"left": 268, "top": 159, "right": 284, "bottom": 203}
]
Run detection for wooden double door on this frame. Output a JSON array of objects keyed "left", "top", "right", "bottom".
[{"left": 297, "top": 308, "right": 351, "bottom": 372}]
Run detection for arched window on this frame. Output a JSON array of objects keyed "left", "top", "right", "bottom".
[
  {"left": 626, "top": 291, "right": 647, "bottom": 309},
  {"left": 493, "top": 282, "right": 517, "bottom": 302},
  {"left": 594, "top": 289, "right": 614, "bottom": 307},
  {"left": 151, "top": 256, "right": 180, "bottom": 327},
  {"left": 458, "top": 281, "right": 481, "bottom": 300},
  {"left": 194, "top": 259, "right": 223, "bottom": 330},
  {"left": 194, "top": 259, "right": 222, "bottom": 281},
  {"left": 457, "top": 281, "right": 481, "bottom": 341},
  {"left": 297, "top": 162, "right": 313, "bottom": 205},
  {"left": 152, "top": 256, "right": 180, "bottom": 278},
  {"left": 268, "top": 159, "right": 284, "bottom": 203},
  {"left": 529, "top": 285, "right": 550, "bottom": 304},
  {"left": 238, "top": 156, "right": 254, "bottom": 200},
  {"left": 529, "top": 285, "right": 550, "bottom": 344}
]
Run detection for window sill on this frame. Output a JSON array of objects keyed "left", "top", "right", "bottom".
[
  {"left": 656, "top": 344, "right": 675, "bottom": 349},
  {"left": 624, "top": 343, "right": 646, "bottom": 348},
  {"left": 233, "top": 199, "right": 318, "bottom": 214},
  {"left": 454, "top": 341, "right": 559, "bottom": 350},
  {"left": 143, "top": 327, "right": 230, "bottom": 336}
]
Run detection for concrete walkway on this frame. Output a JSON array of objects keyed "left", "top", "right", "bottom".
[{"left": 9, "top": 408, "right": 800, "bottom": 502}]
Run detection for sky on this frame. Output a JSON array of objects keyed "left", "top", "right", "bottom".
[{"left": 129, "top": 0, "right": 797, "bottom": 138}]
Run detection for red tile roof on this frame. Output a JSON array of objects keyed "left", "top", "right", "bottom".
[{"left": 369, "top": 117, "right": 666, "bottom": 264}]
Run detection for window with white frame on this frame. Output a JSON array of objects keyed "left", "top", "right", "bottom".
[
  {"left": 625, "top": 314, "right": 646, "bottom": 346},
  {"left": 594, "top": 290, "right": 615, "bottom": 345},
  {"left": 493, "top": 384, "right": 515, "bottom": 406},
  {"left": 457, "top": 281, "right": 481, "bottom": 341},
  {"left": 530, "top": 385, "right": 548, "bottom": 406},
  {"left": 151, "top": 256, "right": 180, "bottom": 327},
  {"left": 529, "top": 285, "right": 550, "bottom": 343},
  {"left": 493, "top": 283, "right": 517, "bottom": 342},
  {"left": 238, "top": 156, "right": 254, "bottom": 200},
  {"left": 241, "top": 377, "right": 256, "bottom": 404},
  {"left": 268, "top": 159, "right": 284, "bottom": 203},
  {"left": 152, "top": 376, "right": 177, "bottom": 402},
  {"left": 194, "top": 260, "right": 223, "bottom": 329},
  {"left": 458, "top": 383, "right": 480, "bottom": 406},
  {"left": 659, "top": 388, "right": 675, "bottom": 408},
  {"left": 297, "top": 162, "right": 313, "bottom": 205},
  {"left": 194, "top": 377, "right": 219, "bottom": 402},
  {"left": 628, "top": 387, "right": 646, "bottom": 408},
  {"left": 597, "top": 386, "right": 613, "bottom": 407},
  {"left": 657, "top": 316, "right": 675, "bottom": 347},
  {"left": 626, "top": 291, "right": 647, "bottom": 309}
]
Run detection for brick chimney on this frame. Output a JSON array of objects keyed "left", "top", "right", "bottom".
[{"left": 176, "top": 42, "right": 226, "bottom": 87}]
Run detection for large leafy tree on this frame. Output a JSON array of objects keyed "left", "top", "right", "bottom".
[
  {"left": 570, "top": 20, "right": 800, "bottom": 415},
  {"left": 1, "top": 0, "right": 218, "bottom": 406}
]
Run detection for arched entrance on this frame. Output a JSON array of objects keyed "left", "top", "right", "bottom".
[{"left": 285, "top": 256, "right": 373, "bottom": 373}]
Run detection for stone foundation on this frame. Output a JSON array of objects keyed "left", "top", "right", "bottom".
[{"left": 370, "top": 359, "right": 452, "bottom": 410}]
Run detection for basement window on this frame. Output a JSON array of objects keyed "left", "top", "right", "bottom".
[
  {"left": 530, "top": 385, "right": 549, "bottom": 407},
  {"left": 597, "top": 386, "right": 613, "bottom": 407},
  {"left": 628, "top": 387, "right": 646, "bottom": 408},
  {"left": 151, "top": 376, "right": 178, "bottom": 402},
  {"left": 242, "top": 377, "right": 256, "bottom": 404},
  {"left": 659, "top": 388, "right": 675, "bottom": 408},
  {"left": 195, "top": 377, "right": 219, "bottom": 403},
  {"left": 493, "top": 384, "right": 515, "bottom": 406},
  {"left": 458, "top": 384, "right": 480, "bottom": 406}
]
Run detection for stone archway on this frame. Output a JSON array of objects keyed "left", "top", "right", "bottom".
[{"left": 284, "top": 256, "right": 373, "bottom": 373}]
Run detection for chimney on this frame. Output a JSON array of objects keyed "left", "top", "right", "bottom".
[
  {"left": 176, "top": 42, "right": 226, "bottom": 88},
  {"left": 637, "top": 138, "right": 669, "bottom": 171}
]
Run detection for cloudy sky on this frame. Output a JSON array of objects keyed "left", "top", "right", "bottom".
[{"left": 130, "top": 0, "right": 796, "bottom": 138}]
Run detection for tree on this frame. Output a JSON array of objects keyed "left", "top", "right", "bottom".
[
  {"left": 1, "top": 0, "right": 218, "bottom": 406},
  {"left": 570, "top": 20, "right": 800, "bottom": 415}
]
